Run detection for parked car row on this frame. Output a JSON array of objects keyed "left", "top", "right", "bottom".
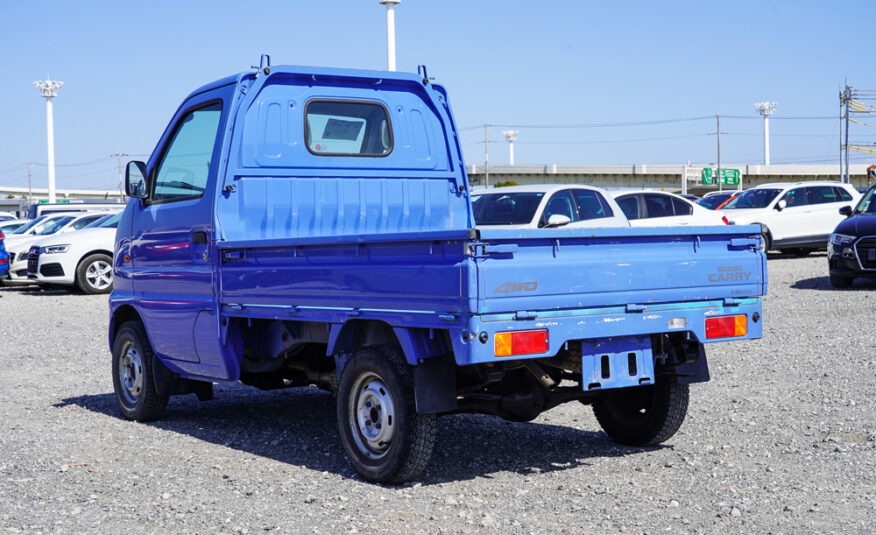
[
  {"left": 828, "top": 183, "right": 876, "bottom": 288},
  {"left": 1, "top": 209, "right": 122, "bottom": 294}
]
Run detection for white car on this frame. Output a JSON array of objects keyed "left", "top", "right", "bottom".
[
  {"left": 610, "top": 190, "right": 728, "bottom": 227},
  {"left": 28, "top": 212, "right": 121, "bottom": 293},
  {"left": 471, "top": 184, "right": 630, "bottom": 229},
  {"left": 719, "top": 181, "right": 860, "bottom": 255},
  {"left": 2, "top": 212, "right": 115, "bottom": 285}
]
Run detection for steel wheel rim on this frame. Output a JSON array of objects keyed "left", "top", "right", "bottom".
[
  {"left": 85, "top": 260, "right": 112, "bottom": 290},
  {"left": 348, "top": 372, "right": 396, "bottom": 459},
  {"left": 118, "top": 341, "right": 143, "bottom": 406}
]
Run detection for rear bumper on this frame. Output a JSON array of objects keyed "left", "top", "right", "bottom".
[{"left": 450, "top": 298, "right": 762, "bottom": 366}]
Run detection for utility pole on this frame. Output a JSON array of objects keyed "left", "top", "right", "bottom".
[
  {"left": 34, "top": 78, "right": 63, "bottom": 203},
  {"left": 716, "top": 115, "right": 722, "bottom": 192},
  {"left": 754, "top": 102, "right": 777, "bottom": 165},
  {"left": 111, "top": 153, "right": 128, "bottom": 196},
  {"left": 378, "top": 0, "right": 401, "bottom": 71},
  {"left": 484, "top": 125, "right": 490, "bottom": 187},
  {"left": 843, "top": 85, "right": 851, "bottom": 184}
]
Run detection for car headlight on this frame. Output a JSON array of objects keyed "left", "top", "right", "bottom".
[
  {"left": 42, "top": 244, "right": 71, "bottom": 254},
  {"left": 829, "top": 233, "right": 856, "bottom": 246}
]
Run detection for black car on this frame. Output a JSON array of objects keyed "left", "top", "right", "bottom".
[{"left": 828, "top": 184, "right": 876, "bottom": 288}]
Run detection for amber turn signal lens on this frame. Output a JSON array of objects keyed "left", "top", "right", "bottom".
[{"left": 494, "top": 329, "right": 549, "bottom": 357}]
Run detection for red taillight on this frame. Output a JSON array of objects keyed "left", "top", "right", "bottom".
[
  {"left": 705, "top": 315, "right": 748, "bottom": 339},
  {"left": 494, "top": 329, "right": 549, "bottom": 357},
  {"left": 0, "top": 258, "right": 7, "bottom": 264},
  {"left": 0, "top": 230, "right": 5, "bottom": 240},
  {"left": 721, "top": 216, "right": 730, "bottom": 225}
]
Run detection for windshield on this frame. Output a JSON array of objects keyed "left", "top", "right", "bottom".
[
  {"left": 471, "top": 192, "right": 545, "bottom": 225},
  {"left": 95, "top": 212, "right": 122, "bottom": 228},
  {"left": 697, "top": 194, "right": 733, "bottom": 210},
  {"left": 722, "top": 189, "right": 781, "bottom": 209},
  {"left": 11, "top": 215, "right": 47, "bottom": 234},
  {"left": 855, "top": 187, "right": 876, "bottom": 214},
  {"left": 33, "top": 216, "right": 74, "bottom": 235}
]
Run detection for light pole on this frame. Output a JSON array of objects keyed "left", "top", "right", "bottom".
[
  {"left": 502, "top": 130, "right": 519, "bottom": 165},
  {"left": 378, "top": 0, "right": 401, "bottom": 71},
  {"left": 754, "top": 102, "right": 776, "bottom": 165},
  {"left": 34, "top": 78, "right": 63, "bottom": 203},
  {"left": 111, "top": 153, "right": 129, "bottom": 197}
]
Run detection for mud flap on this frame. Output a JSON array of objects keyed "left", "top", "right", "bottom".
[{"left": 413, "top": 355, "right": 457, "bottom": 414}]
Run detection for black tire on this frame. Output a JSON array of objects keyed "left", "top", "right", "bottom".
[
  {"left": 593, "top": 379, "right": 689, "bottom": 446},
  {"left": 112, "top": 321, "right": 169, "bottom": 421},
  {"left": 758, "top": 228, "right": 772, "bottom": 253},
  {"left": 337, "top": 345, "right": 436, "bottom": 484},
  {"left": 76, "top": 253, "right": 114, "bottom": 294},
  {"left": 830, "top": 274, "right": 853, "bottom": 289}
]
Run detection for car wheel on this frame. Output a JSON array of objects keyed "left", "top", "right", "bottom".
[
  {"left": 337, "top": 345, "right": 436, "bottom": 484},
  {"left": 592, "top": 379, "right": 689, "bottom": 446},
  {"left": 112, "top": 320, "right": 169, "bottom": 421},
  {"left": 758, "top": 228, "right": 772, "bottom": 253},
  {"left": 829, "top": 275, "right": 853, "bottom": 289},
  {"left": 76, "top": 253, "right": 113, "bottom": 294}
]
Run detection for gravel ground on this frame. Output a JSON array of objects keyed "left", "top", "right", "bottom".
[{"left": 0, "top": 253, "right": 874, "bottom": 534}]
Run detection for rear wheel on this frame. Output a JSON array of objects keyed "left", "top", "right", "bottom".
[
  {"left": 337, "top": 345, "right": 436, "bottom": 484},
  {"left": 77, "top": 253, "right": 113, "bottom": 294},
  {"left": 830, "top": 274, "right": 853, "bottom": 289},
  {"left": 593, "top": 379, "right": 689, "bottom": 446},
  {"left": 112, "top": 321, "right": 168, "bottom": 421}
]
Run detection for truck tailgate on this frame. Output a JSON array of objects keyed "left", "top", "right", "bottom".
[{"left": 475, "top": 225, "right": 766, "bottom": 314}]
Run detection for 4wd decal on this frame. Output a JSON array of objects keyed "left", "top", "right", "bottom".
[
  {"left": 494, "top": 281, "right": 538, "bottom": 294},
  {"left": 709, "top": 265, "right": 752, "bottom": 282}
]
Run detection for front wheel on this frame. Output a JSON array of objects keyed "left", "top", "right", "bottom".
[
  {"left": 592, "top": 379, "right": 689, "bottom": 446},
  {"left": 112, "top": 321, "right": 168, "bottom": 421},
  {"left": 77, "top": 253, "right": 114, "bottom": 294},
  {"left": 337, "top": 346, "right": 436, "bottom": 484}
]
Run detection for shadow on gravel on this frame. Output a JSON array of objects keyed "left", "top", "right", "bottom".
[
  {"left": 57, "top": 386, "right": 649, "bottom": 485},
  {"left": 766, "top": 251, "right": 826, "bottom": 261},
  {"left": 0, "top": 285, "right": 78, "bottom": 296},
  {"left": 792, "top": 276, "right": 876, "bottom": 291}
]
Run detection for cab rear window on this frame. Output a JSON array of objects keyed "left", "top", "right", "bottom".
[{"left": 305, "top": 100, "right": 392, "bottom": 156}]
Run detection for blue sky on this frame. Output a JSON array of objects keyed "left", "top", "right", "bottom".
[{"left": 1, "top": 0, "right": 874, "bottom": 190}]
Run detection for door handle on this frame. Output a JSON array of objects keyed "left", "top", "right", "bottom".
[{"left": 192, "top": 231, "right": 208, "bottom": 245}]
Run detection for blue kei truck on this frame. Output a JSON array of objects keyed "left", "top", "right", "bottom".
[{"left": 110, "top": 62, "right": 766, "bottom": 483}]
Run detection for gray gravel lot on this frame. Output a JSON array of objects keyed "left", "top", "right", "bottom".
[{"left": 0, "top": 253, "right": 874, "bottom": 534}]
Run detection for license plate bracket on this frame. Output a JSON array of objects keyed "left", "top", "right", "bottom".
[{"left": 581, "top": 335, "right": 654, "bottom": 391}]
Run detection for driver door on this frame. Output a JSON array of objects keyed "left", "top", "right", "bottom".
[{"left": 130, "top": 86, "right": 232, "bottom": 363}]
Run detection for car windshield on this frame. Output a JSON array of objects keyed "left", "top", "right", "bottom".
[
  {"left": 33, "top": 216, "right": 74, "bottom": 235},
  {"left": 471, "top": 192, "right": 545, "bottom": 225},
  {"left": 855, "top": 187, "right": 876, "bottom": 214},
  {"left": 11, "top": 216, "right": 47, "bottom": 234},
  {"left": 722, "top": 189, "right": 781, "bottom": 209},
  {"left": 95, "top": 212, "right": 122, "bottom": 228},
  {"left": 697, "top": 194, "right": 732, "bottom": 210}
]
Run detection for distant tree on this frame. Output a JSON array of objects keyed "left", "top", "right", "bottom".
[
  {"left": 494, "top": 180, "right": 519, "bottom": 188},
  {"left": 6, "top": 194, "right": 13, "bottom": 199}
]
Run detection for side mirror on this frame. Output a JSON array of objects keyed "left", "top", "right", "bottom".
[
  {"left": 839, "top": 205, "right": 853, "bottom": 217},
  {"left": 545, "top": 214, "right": 572, "bottom": 228},
  {"left": 775, "top": 199, "right": 787, "bottom": 211},
  {"left": 125, "top": 161, "right": 149, "bottom": 199}
]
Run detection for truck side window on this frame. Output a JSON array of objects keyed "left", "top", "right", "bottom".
[
  {"left": 153, "top": 103, "right": 222, "bottom": 202},
  {"left": 305, "top": 100, "right": 392, "bottom": 156}
]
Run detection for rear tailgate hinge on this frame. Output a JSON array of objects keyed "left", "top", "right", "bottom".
[{"left": 729, "top": 237, "right": 760, "bottom": 250}]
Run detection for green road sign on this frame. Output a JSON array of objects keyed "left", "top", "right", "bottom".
[
  {"left": 720, "top": 169, "right": 740, "bottom": 186},
  {"left": 702, "top": 168, "right": 741, "bottom": 186},
  {"left": 702, "top": 168, "right": 714, "bottom": 185}
]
